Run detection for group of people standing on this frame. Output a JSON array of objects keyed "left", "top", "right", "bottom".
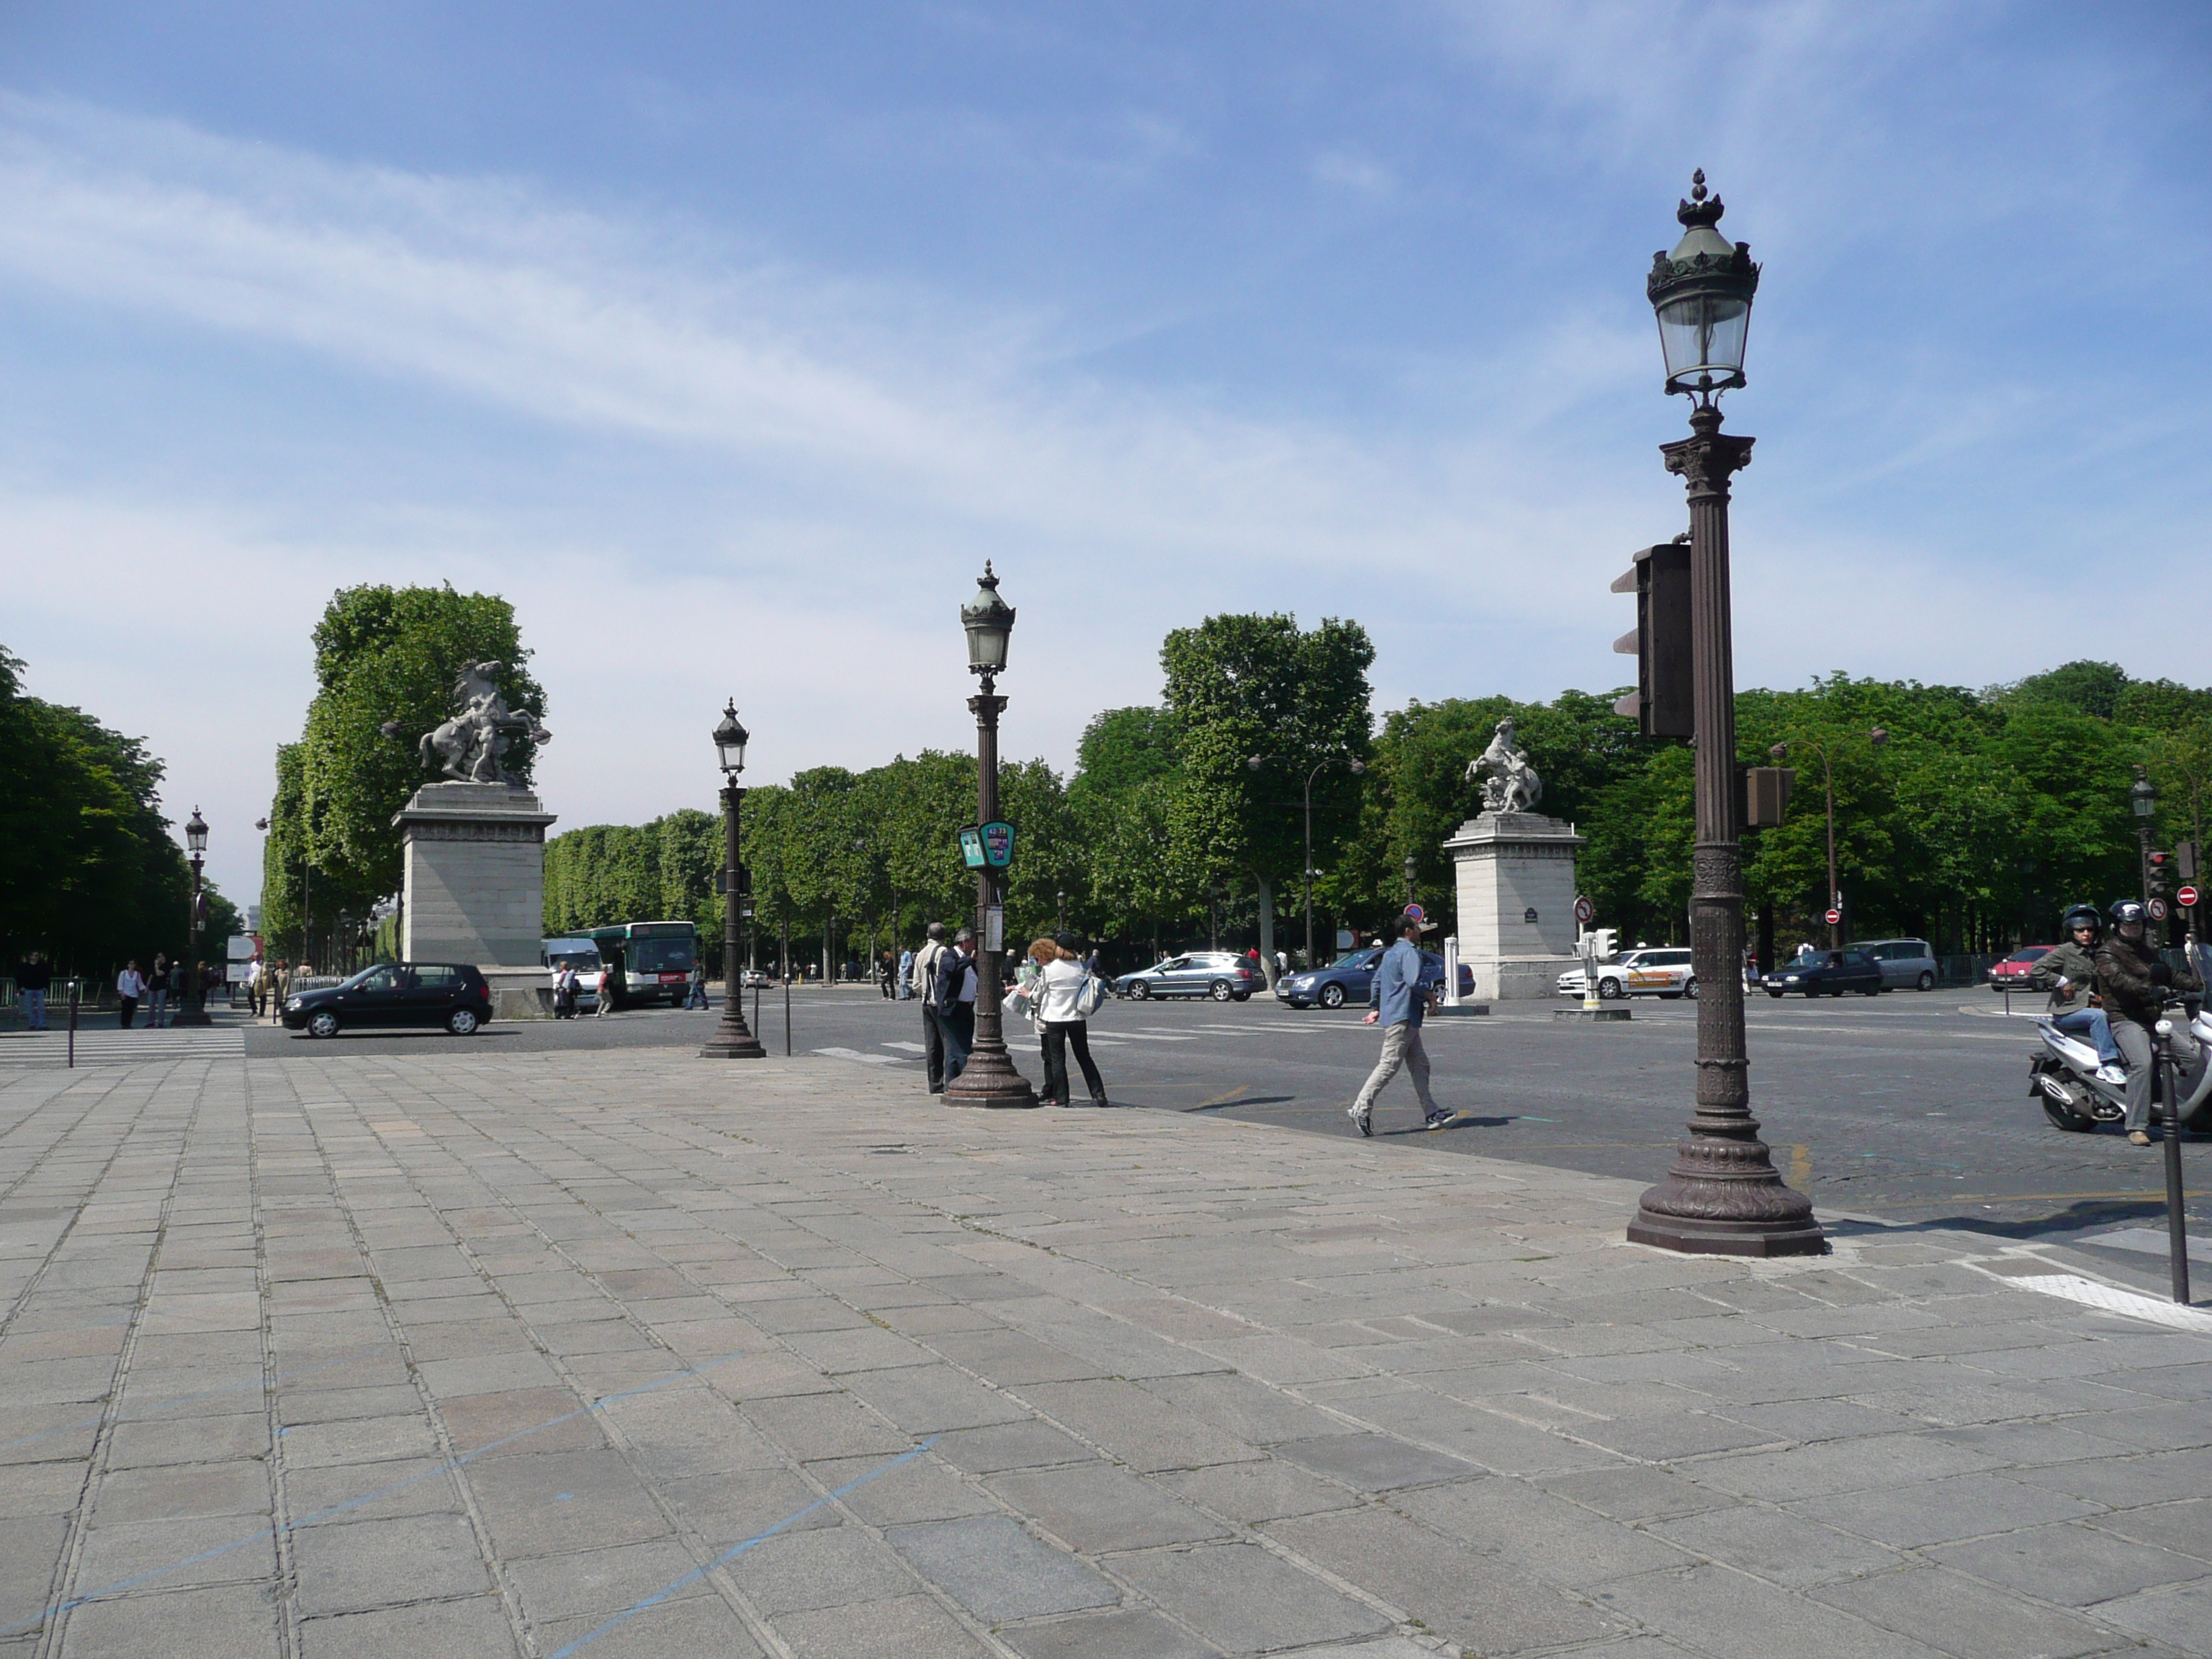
[{"left": 906, "top": 922, "right": 1110, "bottom": 1108}]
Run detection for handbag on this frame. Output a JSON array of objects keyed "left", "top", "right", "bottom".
[{"left": 1074, "top": 971, "right": 1108, "bottom": 1019}]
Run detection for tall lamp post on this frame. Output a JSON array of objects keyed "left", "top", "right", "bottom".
[
  {"left": 1402, "top": 852, "right": 1420, "bottom": 909},
  {"left": 1770, "top": 728, "right": 1887, "bottom": 947},
  {"left": 2132, "top": 765, "right": 2157, "bottom": 908},
  {"left": 945, "top": 565, "right": 1038, "bottom": 1108},
  {"left": 174, "top": 809, "right": 214, "bottom": 1026},
  {"left": 1248, "top": 752, "right": 1366, "bottom": 971},
  {"left": 700, "top": 702, "right": 767, "bottom": 1058},
  {"left": 1627, "top": 172, "right": 1824, "bottom": 1258}
]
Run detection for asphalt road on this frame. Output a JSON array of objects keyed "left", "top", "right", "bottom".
[{"left": 243, "top": 982, "right": 2212, "bottom": 1282}]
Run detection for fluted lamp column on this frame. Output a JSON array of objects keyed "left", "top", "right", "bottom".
[
  {"left": 945, "top": 563, "right": 1038, "bottom": 1109},
  {"left": 1627, "top": 172, "right": 1825, "bottom": 1257},
  {"left": 700, "top": 701, "right": 767, "bottom": 1058}
]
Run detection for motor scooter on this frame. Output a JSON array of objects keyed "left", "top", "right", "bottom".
[{"left": 2029, "top": 943, "right": 2212, "bottom": 1133}]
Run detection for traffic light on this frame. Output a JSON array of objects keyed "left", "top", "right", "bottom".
[
  {"left": 2149, "top": 850, "right": 2170, "bottom": 896},
  {"left": 2180, "top": 841, "right": 2199, "bottom": 881},
  {"left": 1743, "top": 765, "right": 1795, "bottom": 828},
  {"left": 1611, "top": 538, "right": 1693, "bottom": 738}
]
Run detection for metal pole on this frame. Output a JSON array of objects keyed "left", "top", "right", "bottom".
[
  {"left": 783, "top": 974, "right": 791, "bottom": 1056},
  {"left": 2160, "top": 1028, "right": 2192, "bottom": 1305},
  {"left": 2141, "top": 820, "right": 2154, "bottom": 909},
  {"left": 1629, "top": 403, "right": 1824, "bottom": 1257},
  {"left": 68, "top": 981, "right": 78, "bottom": 1069},
  {"left": 945, "top": 675, "right": 1037, "bottom": 1107},
  {"left": 1304, "top": 765, "right": 1316, "bottom": 973},
  {"left": 1824, "top": 747, "right": 1839, "bottom": 950},
  {"left": 701, "top": 780, "right": 765, "bottom": 1058},
  {"left": 175, "top": 854, "right": 212, "bottom": 1026}
]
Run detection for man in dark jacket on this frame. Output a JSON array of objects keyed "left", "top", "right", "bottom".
[
  {"left": 14, "top": 953, "right": 52, "bottom": 1030},
  {"left": 2096, "top": 899, "right": 2202, "bottom": 1144},
  {"left": 2030, "top": 906, "right": 2125, "bottom": 1083}
]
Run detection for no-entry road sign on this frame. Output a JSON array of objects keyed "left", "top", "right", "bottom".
[
  {"left": 1825, "top": 907, "right": 1843, "bottom": 925},
  {"left": 2180, "top": 884, "right": 2201, "bottom": 909}
]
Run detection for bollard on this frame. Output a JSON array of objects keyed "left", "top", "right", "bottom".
[
  {"left": 2156, "top": 1020, "right": 2192, "bottom": 1305},
  {"left": 68, "top": 981, "right": 79, "bottom": 1069},
  {"left": 783, "top": 976, "right": 793, "bottom": 1057}
]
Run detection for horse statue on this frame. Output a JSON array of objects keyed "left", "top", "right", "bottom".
[
  {"left": 409, "top": 661, "right": 550, "bottom": 785},
  {"left": 1467, "top": 717, "right": 1542, "bottom": 815}
]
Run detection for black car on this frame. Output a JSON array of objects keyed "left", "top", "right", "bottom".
[
  {"left": 1763, "top": 950, "right": 1883, "bottom": 999},
  {"left": 283, "top": 962, "right": 493, "bottom": 1036}
]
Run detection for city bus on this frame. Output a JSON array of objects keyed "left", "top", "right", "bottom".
[{"left": 586, "top": 920, "right": 698, "bottom": 1010}]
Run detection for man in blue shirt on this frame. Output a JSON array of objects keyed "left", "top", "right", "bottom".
[{"left": 1349, "top": 916, "right": 1455, "bottom": 1136}]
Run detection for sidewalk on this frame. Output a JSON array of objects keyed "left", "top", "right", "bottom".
[{"left": 1, "top": 1048, "right": 2208, "bottom": 1658}]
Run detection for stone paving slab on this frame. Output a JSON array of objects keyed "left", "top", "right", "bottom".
[{"left": 1, "top": 1048, "right": 2210, "bottom": 1657}]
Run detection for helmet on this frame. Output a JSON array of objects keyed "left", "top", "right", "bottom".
[
  {"left": 2061, "top": 904, "right": 2102, "bottom": 938},
  {"left": 2108, "top": 899, "right": 2146, "bottom": 928}
]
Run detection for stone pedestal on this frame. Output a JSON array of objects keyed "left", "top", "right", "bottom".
[
  {"left": 393, "top": 783, "right": 557, "bottom": 1020},
  {"left": 1445, "top": 811, "right": 1584, "bottom": 1001}
]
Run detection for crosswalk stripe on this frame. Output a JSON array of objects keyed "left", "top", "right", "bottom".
[
  {"left": 0, "top": 1031, "right": 246, "bottom": 1069},
  {"left": 813, "top": 1046, "right": 901, "bottom": 1066}
]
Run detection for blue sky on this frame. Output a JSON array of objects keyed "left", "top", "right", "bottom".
[{"left": 4, "top": 1, "right": 2208, "bottom": 906}]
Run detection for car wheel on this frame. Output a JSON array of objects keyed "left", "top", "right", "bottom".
[
  {"left": 1233, "top": 992, "right": 1251, "bottom": 1002},
  {"left": 1319, "top": 983, "right": 1346, "bottom": 1010},
  {"left": 307, "top": 1010, "right": 340, "bottom": 1039},
  {"left": 1917, "top": 970, "right": 1936, "bottom": 992},
  {"left": 1767, "top": 989, "right": 1784, "bottom": 999},
  {"left": 448, "top": 1008, "right": 480, "bottom": 1035},
  {"left": 1209, "top": 980, "right": 1233, "bottom": 1002},
  {"left": 1596, "top": 978, "right": 1624, "bottom": 1001},
  {"left": 1861, "top": 984, "right": 1880, "bottom": 997},
  {"left": 1683, "top": 977, "right": 1699, "bottom": 1001},
  {"left": 1131, "top": 981, "right": 1151, "bottom": 1000}
]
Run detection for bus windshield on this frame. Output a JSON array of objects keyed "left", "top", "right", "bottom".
[{"left": 628, "top": 937, "right": 696, "bottom": 974}]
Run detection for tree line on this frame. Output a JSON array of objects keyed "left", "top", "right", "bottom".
[{"left": 1, "top": 645, "right": 242, "bottom": 979}]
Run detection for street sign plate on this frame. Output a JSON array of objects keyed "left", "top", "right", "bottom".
[
  {"left": 981, "top": 821, "right": 1015, "bottom": 868},
  {"left": 1574, "top": 895, "right": 1595, "bottom": 926},
  {"left": 2180, "top": 884, "right": 2201, "bottom": 909},
  {"left": 958, "top": 826, "right": 987, "bottom": 869},
  {"left": 1403, "top": 902, "right": 1426, "bottom": 923},
  {"left": 1825, "top": 907, "right": 1843, "bottom": 925},
  {"left": 2148, "top": 897, "right": 2170, "bottom": 921}
]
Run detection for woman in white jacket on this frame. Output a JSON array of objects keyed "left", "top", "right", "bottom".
[{"left": 1014, "top": 938, "right": 1108, "bottom": 1108}]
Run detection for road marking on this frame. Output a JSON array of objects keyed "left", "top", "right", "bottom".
[
  {"left": 1789, "top": 1144, "right": 1812, "bottom": 1187},
  {"left": 1192, "top": 1084, "right": 1251, "bottom": 1109},
  {"left": 2007, "top": 1272, "right": 2212, "bottom": 1332},
  {"left": 1115, "top": 1033, "right": 1202, "bottom": 1042},
  {"left": 881, "top": 1041, "right": 926, "bottom": 1053},
  {"left": 814, "top": 1047, "right": 900, "bottom": 1065}
]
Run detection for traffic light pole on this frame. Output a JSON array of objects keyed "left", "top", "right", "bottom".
[{"left": 1629, "top": 405, "right": 1826, "bottom": 1257}]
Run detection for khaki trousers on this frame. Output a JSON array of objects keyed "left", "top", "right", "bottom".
[{"left": 1354, "top": 1021, "right": 1438, "bottom": 1120}]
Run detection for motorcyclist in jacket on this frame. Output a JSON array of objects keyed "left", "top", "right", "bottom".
[
  {"left": 2095, "top": 899, "right": 2203, "bottom": 1145},
  {"left": 2030, "top": 904, "right": 2126, "bottom": 1084}
]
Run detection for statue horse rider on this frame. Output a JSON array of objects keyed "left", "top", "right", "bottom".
[
  {"left": 1467, "top": 716, "right": 1542, "bottom": 814},
  {"left": 418, "top": 662, "right": 550, "bottom": 785}
]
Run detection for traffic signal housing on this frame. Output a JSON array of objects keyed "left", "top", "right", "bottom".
[{"left": 1611, "top": 539, "right": 1694, "bottom": 739}]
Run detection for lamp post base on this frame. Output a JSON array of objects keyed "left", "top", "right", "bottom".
[
  {"left": 1627, "top": 1134, "right": 1827, "bottom": 1256},
  {"left": 698, "top": 1011, "right": 766, "bottom": 1059},
  {"left": 944, "top": 1046, "right": 1038, "bottom": 1109}
]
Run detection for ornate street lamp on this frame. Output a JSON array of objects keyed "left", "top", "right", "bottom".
[
  {"left": 947, "top": 564, "right": 1038, "bottom": 1108},
  {"left": 1402, "top": 852, "right": 1420, "bottom": 909},
  {"left": 174, "top": 808, "right": 214, "bottom": 1025},
  {"left": 699, "top": 701, "right": 766, "bottom": 1058},
  {"left": 2133, "top": 765, "right": 2158, "bottom": 907},
  {"left": 1627, "top": 174, "right": 1825, "bottom": 1259}
]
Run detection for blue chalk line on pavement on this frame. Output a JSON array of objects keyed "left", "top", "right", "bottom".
[
  {"left": 543, "top": 1434, "right": 943, "bottom": 1659},
  {"left": 1, "top": 1347, "right": 757, "bottom": 1637}
]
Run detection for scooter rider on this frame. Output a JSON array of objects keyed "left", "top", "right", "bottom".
[
  {"left": 2095, "top": 899, "right": 2203, "bottom": 1146},
  {"left": 2031, "top": 904, "right": 2126, "bottom": 1085}
]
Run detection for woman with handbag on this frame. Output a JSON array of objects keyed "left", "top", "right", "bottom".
[{"left": 1011, "top": 938, "right": 1110, "bottom": 1108}]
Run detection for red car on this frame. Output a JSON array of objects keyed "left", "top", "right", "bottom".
[{"left": 1987, "top": 945, "right": 2054, "bottom": 992}]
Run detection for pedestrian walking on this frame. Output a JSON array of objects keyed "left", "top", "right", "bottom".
[
  {"left": 685, "top": 960, "right": 709, "bottom": 1010},
  {"left": 148, "top": 954, "right": 171, "bottom": 1028},
  {"left": 595, "top": 956, "right": 620, "bottom": 1017},
  {"left": 268, "top": 961, "right": 290, "bottom": 1023},
  {"left": 167, "top": 958, "right": 187, "bottom": 1024},
  {"left": 245, "top": 956, "right": 264, "bottom": 1017},
  {"left": 1010, "top": 938, "right": 1109, "bottom": 1107},
  {"left": 896, "top": 946, "right": 915, "bottom": 1002},
  {"left": 936, "top": 930, "right": 978, "bottom": 1082},
  {"left": 1348, "top": 917, "right": 1455, "bottom": 1136},
  {"left": 911, "top": 923, "right": 951, "bottom": 1092},
  {"left": 552, "top": 963, "right": 577, "bottom": 1018},
  {"left": 116, "top": 961, "right": 146, "bottom": 1029},
  {"left": 14, "top": 951, "right": 50, "bottom": 1030}
]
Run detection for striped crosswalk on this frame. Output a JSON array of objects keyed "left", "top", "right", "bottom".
[{"left": 0, "top": 1028, "right": 247, "bottom": 1070}]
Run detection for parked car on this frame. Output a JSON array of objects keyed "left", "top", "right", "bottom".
[
  {"left": 1557, "top": 947, "right": 1697, "bottom": 1001},
  {"left": 739, "top": 968, "right": 774, "bottom": 989},
  {"left": 1277, "top": 948, "right": 1473, "bottom": 1010},
  {"left": 1986, "top": 945, "right": 2055, "bottom": 992},
  {"left": 284, "top": 962, "right": 493, "bottom": 1036},
  {"left": 1115, "top": 952, "right": 1262, "bottom": 1002},
  {"left": 1763, "top": 950, "right": 1883, "bottom": 998},
  {"left": 1856, "top": 938, "right": 1938, "bottom": 991}
]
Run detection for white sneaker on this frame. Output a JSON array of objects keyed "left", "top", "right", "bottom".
[
  {"left": 2096, "top": 1064, "right": 2128, "bottom": 1086},
  {"left": 1347, "top": 1104, "right": 1372, "bottom": 1137}
]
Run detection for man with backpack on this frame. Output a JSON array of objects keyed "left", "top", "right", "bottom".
[{"left": 911, "top": 922, "right": 952, "bottom": 1093}]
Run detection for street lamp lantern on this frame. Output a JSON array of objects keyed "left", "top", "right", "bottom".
[
  {"left": 961, "top": 562, "right": 1016, "bottom": 676},
  {"left": 2132, "top": 766, "right": 2157, "bottom": 819},
  {"left": 1648, "top": 170, "right": 1761, "bottom": 402},
  {"left": 713, "top": 701, "right": 750, "bottom": 775},
  {"left": 186, "top": 807, "right": 209, "bottom": 856},
  {"left": 1402, "top": 853, "right": 1420, "bottom": 892}
]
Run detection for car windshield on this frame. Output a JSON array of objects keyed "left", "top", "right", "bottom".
[
  {"left": 348, "top": 966, "right": 394, "bottom": 992},
  {"left": 547, "top": 950, "right": 600, "bottom": 971},
  {"left": 2005, "top": 948, "right": 2052, "bottom": 963}
]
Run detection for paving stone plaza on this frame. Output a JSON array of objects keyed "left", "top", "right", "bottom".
[{"left": 4, "top": 1046, "right": 2211, "bottom": 1658}]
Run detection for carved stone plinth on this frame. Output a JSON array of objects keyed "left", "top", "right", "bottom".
[
  {"left": 394, "top": 783, "right": 557, "bottom": 1020},
  {"left": 1627, "top": 1130, "right": 1827, "bottom": 1256},
  {"left": 1446, "top": 811, "right": 1584, "bottom": 1000}
]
